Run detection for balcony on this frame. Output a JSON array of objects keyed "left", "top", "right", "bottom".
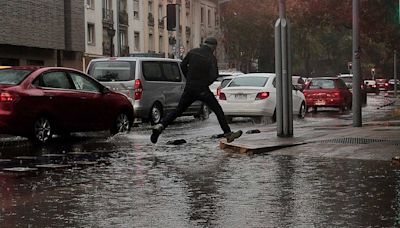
[
  {"left": 148, "top": 13, "right": 154, "bottom": 27},
  {"left": 102, "top": 8, "right": 114, "bottom": 24},
  {"left": 158, "top": 20, "right": 165, "bottom": 29},
  {"left": 119, "top": 11, "right": 129, "bottom": 26}
]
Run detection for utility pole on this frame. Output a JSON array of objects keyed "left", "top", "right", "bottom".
[
  {"left": 395, "top": 51, "right": 398, "bottom": 97},
  {"left": 275, "top": 0, "right": 293, "bottom": 137},
  {"left": 352, "top": 0, "right": 362, "bottom": 127}
]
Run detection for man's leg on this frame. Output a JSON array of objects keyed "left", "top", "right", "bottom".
[
  {"left": 151, "top": 89, "right": 196, "bottom": 143},
  {"left": 198, "top": 89, "right": 242, "bottom": 143},
  {"left": 198, "top": 89, "right": 231, "bottom": 133}
]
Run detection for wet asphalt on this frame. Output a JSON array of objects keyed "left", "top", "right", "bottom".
[{"left": 0, "top": 94, "right": 399, "bottom": 227}]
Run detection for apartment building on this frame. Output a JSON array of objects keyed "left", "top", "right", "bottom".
[
  {"left": 84, "top": 0, "right": 220, "bottom": 69},
  {"left": 0, "top": 0, "right": 85, "bottom": 69}
]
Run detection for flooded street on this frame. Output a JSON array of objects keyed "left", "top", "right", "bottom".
[{"left": 1, "top": 94, "right": 399, "bottom": 227}]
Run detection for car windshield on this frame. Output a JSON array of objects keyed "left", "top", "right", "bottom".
[
  {"left": 228, "top": 76, "right": 268, "bottom": 87},
  {"left": 89, "top": 61, "right": 135, "bottom": 81},
  {"left": 0, "top": 69, "right": 32, "bottom": 85},
  {"left": 309, "top": 79, "right": 335, "bottom": 89},
  {"left": 340, "top": 77, "right": 352, "bottom": 84}
]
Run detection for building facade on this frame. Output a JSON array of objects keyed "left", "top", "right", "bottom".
[
  {"left": 0, "top": 0, "right": 85, "bottom": 69},
  {"left": 84, "top": 0, "right": 220, "bottom": 70}
]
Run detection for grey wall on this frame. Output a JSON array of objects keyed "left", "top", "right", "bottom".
[{"left": 0, "top": 0, "right": 84, "bottom": 52}]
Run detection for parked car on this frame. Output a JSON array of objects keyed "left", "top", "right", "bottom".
[
  {"left": 388, "top": 79, "right": 400, "bottom": 91},
  {"left": 338, "top": 74, "right": 367, "bottom": 104},
  {"left": 218, "top": 73, "right": 306, "bottom": 123},
  {"left": 209, "top": 70, "right": 243, "bottom": 97},
  {"left": 303, "top": 77, "right": 352, "bottom": 112},
  {"left": 87, "top": 57, "right": 209, "bottom": 125},
  {"left": 363, "top": 79, "right": 379, "bottom": 94},
  {"left": 0, "top": 66, "right": 134, "bottom": 143},
  {"left": 375, "top": 78, "right": 389, "bottom": 91}
]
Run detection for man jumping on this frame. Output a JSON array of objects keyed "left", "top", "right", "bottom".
[{"left": 150, "top": 37, "right": 242, "bottom": 144}]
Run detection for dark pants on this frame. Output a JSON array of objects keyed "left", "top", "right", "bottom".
[{"left": 160, "top": 85, "right": 231, "bottom": 134}]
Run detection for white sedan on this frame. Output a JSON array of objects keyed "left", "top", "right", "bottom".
[{"left": 218, "top": 73, "right": 306, "bottom": 123}]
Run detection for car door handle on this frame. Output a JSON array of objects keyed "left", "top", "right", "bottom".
[{"left": 80, "top": 97, "right": 88, "bottom": 100}]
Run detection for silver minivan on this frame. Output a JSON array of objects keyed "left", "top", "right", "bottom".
[{"left": 86, "top": 57, "right": 209, "bottom": 125}]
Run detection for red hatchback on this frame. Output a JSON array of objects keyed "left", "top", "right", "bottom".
[
  {"left": 0, "top": 66, "right": 134, "bottom": 143},
  {"left": 303, "top": 77, "right": 352, "bottom": 112}
]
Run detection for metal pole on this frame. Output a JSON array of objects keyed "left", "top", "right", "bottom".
[
  {"left": 395, "top": 50, "right": 398, "bottom": 97},
  {"left": 279, "top": 0, "right": 286, "bottom": 18},
  {"left": 275, "top": 19, "right": 283, "bottom": 136},
  {"left": 352, "top": 0, "right": 362, "bottom": 127},
  {"left": 175, "top": 4, "right": 181, "bottom": 59},
  {"left": 116, "top": 0, "right": 120, "bottom": 56}
]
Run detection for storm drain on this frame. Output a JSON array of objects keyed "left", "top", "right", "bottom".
[{"left": 316, "top": 137, "right": 400, "bottom": 146}]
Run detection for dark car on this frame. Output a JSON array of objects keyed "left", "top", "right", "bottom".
[
  {"left": 375, "top": 78, "right": 389, "bottom": 91},
  {"left": 363, "top": 79, "right": 379, "bottom": 94},
  {"left": 0, "top": 66, "right": 134, "bottom": 143},
  {"left": 338, "top": 74, "right": 367, "bottom": 104},
  {"left": 303, "top": 77, "right": 352, "bottom": 112}
]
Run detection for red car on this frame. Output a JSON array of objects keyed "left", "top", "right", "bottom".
[
  {"left": 303, "top": 77, "right": 352, "bottom": 112},
  {"left": 0, "top": 66, "right": 133, "bottom": 143}
]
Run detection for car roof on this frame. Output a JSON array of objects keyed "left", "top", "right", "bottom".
[
  {"left": 234, "top": 73, "right": 275, "bottom": 78},
  {"left": 310, "top": 77, "right": 339, "bottom": 80},
  {"left": 89, "top": 57, "right": 180, "bottom": 62}
]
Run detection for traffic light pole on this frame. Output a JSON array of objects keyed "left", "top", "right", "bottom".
[
  {"left": 352, "top": 0, "right": 362, "bottom": 127},
  {"left": 175, "top": 4, "right": 181, "bottom": 59}
]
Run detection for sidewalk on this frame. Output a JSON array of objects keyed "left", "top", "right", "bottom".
[{"left": 220, "top": 99, "right": 400, "bottom": 161}]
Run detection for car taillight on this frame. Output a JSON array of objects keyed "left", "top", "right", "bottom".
[
  {"left": 219, "top": 92, "right": 226, "bottom": 100},
  {"left": 327, "top": 92, "right": 341, "bottom": 98},
  {"left": 255, "top": 92, "right": 269, "bottom": 100},
  {"left": 0, "top": 92, "right": 18, "bottom": 102},
  {"left": 216, "top": 86, "right": 221, "bottom": 97},
  {"left": 385, "top": 82, "right": 389, "bottom": 87},
  {"left": 134, "top": 79, "right": 143, "bottom": 100}
]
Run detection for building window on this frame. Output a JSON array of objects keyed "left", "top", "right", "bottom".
[
  {"left": 133, "top": 0, "right": 140, "bottom": 19},
  {"left": 148, "top": 0, "right": 153, "bottom": 14},
  {"left": 86, "top": 0, "right": 94, "bottom": 9},
  {"left": 200, "top": 7, "right": 204, "bottom": 25},
  {"left": 87, "top": 23, "right": 95, "bottom": 45},
  {"left": 134, "top": 32, "right": 140, "bottom": 51},
  {"left": 159, "top": 35, "right": 164, "bottom": 53},
  {"left": 158, "top": 4, "right": 163, "bottom": 20},
  {"left": 207, "top": 9, "right": 211, "bottom": 27},
  {"left": 149, "top": 33, "right": 154, "bottom": 52}
]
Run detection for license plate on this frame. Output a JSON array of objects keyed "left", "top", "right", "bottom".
[
  {"left": 235, "top": 94, "right": 247, "bottom": 100},
  {"left": 315, "top": 100, "right": 326, "bottom": 105}
]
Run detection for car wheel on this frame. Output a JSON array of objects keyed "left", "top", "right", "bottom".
[
  {"left": 150, "top": 103, "right": 163, "bottom": 125},
  {"left": 298, "top": 102, "right": 306, "bottom": 119},
  {"left": 111, "top": 112, "right": 131, "bottom": 135},
  {"left": 32, "top": 116, "right": 52, "bottom": 144},
  {"left": 194, "top": 104, "right": 210, "bottom": 120}
]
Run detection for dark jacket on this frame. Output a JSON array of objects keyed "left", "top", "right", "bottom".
[{"left": 180, "top": 45, "right": 218, "bottom": 87}]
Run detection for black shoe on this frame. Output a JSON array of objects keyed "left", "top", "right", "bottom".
[
  {"left": 225, "top": 130, "right": 242, "bottom": 143},
  {"left": 151, "top": 124, "right": 164, "bottom": 144}
]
